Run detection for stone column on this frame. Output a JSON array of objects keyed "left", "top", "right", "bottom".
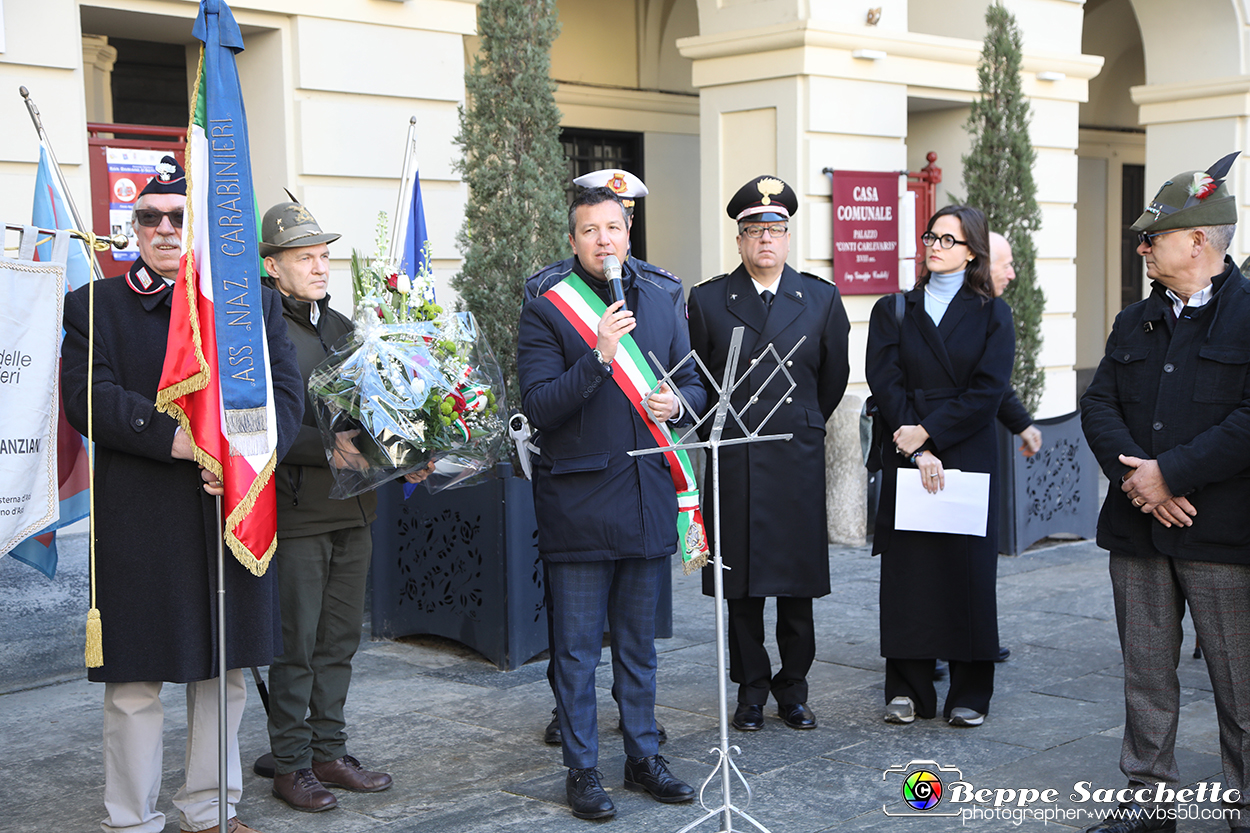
[
  {"left": 81, "top": 34, "right": 117, "bottom": 125},
  {"left": 826, "top": 394, "right": 866, "bottom": 545}
]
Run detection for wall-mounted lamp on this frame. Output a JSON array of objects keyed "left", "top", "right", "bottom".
[
  {"left": 1036, "top": 71, "right": 1066, "bottom": 82},
  {"left": 852, "top": 49, "right": 887, "bottom": 61}
]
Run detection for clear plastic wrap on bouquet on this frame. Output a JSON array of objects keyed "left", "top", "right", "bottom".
[{"left": 307, "top": 311, "right": 508, "bottom": 499}]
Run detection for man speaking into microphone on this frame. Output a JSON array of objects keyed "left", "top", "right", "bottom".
[{"left": 518, "top": 186, "right": 706, "bottom": 820}]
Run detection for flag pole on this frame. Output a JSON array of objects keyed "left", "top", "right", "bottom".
[
  {"left": 216, "top": 494, "right": 228, "bottom": 833},
  {"left": 19, "top": 86, "right": 111, "bottom": 284},
  {"left": 386, "top": 116, "right": 418, "bottom": 266}
]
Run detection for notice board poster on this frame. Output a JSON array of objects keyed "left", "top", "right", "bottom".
[
  {"left": 831, "top": 170, "right": 900, "bottom": 295},
  {"left": 105, "top": 148, "right": 168, "bottom": 262}
]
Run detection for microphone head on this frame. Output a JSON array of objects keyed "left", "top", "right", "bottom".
[{"left": 602, "top": 254, "right": 622, "bottom": 280}]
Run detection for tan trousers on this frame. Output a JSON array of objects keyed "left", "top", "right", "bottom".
[{"left": 101, "top": 670, "right": 245, "bottom": 833}]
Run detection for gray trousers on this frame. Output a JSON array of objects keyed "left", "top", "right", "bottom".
[
  {"left": 267, "top": 526, "right": 371, "bottom": 774},
  {"left": 1110, "top": 550, "right": 1250, "bottom": 823}
]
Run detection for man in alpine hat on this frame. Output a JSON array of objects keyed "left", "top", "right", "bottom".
[
  {"left": 253, "top": 197, "right": 397, "bottom": 812},
  {"left": 1081, "top": 151, "right": 1250, "bottom": 833},
  {"left": 61, "top": 156, "right": 304, "bottom": 833},
  {"left": 686, "top": 175, "right": 851, "bottom": 733}
]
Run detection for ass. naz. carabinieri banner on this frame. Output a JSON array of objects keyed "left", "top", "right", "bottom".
[
  {"left": 0, "top": 229, "right": 67, "bottom": 558},
  {"left": 831, "top": 169, "right": 899, "bottom": 295}
]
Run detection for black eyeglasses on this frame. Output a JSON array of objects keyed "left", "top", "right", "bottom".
[
  {"left": 134, "top": 209, "right": 184, "bottom": 229},
  {"left": 741, "top": 224, "right": 788, "bottom": 239},
  {"left": 1136, "top": 228, "right": 1183, "bottom": 247},
  {"left": 920, "top": 231, "right": 967, "bottom": 249}
]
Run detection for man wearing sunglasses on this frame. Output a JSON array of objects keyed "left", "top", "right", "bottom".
[
  {"left": 687, "top": 175, "right": 850, "bottom": 733},
  {"left": 1081, "top": 151, "right": 1250, "bottom": 833},
  {"left": 60, "top": 156, "right": 304, "bottom": 833}
]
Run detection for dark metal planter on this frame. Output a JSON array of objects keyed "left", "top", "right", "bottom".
[
  {"left": 370, "top": 462, "right": 672, "bottom": 671},
  {"left": 997, "top": 410, "right": 1098, "bottom": 555}
]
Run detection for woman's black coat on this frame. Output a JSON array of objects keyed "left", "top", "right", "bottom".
[{"left": 866, "top": 286, "right": 1014, "bottom": 661}]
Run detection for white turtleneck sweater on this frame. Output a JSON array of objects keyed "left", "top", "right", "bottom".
[{"left": 923, "top": 269, "right": 965, "bottom": 326}]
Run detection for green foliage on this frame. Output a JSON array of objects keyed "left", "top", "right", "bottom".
[
  {"left": 963, "top": 2, "right": 1046, "bottom": 414},
  {"left": 452, "top": 0, "right": 569, "bottom": 408}
]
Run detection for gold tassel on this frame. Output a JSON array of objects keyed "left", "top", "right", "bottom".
[{"left": 85, "top": 607, "right": 103, "bottom": 667}]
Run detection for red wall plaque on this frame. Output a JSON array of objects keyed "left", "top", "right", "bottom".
[{"left": 831, "top": 169, "right": 900, "bottom": 295}]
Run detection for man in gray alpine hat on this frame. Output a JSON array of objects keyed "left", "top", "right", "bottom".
[
  {"left": 257, "top": 197, "right": 392, "bottom": 813},
  {"left": 1081, "top": 151, "right": 1250, "bottom": 833}
]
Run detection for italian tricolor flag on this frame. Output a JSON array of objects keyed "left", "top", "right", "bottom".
[{"left": 156, "top": 0, "right": 279, "bottom": 576}]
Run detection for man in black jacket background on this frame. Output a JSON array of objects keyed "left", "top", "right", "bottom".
[{"left": 1080, "top": 152, "right": 1250, "bottom": 833}]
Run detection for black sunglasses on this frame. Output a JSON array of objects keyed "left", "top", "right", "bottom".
[
  {"left": 134, "top": 209, "right": 184, "bottom": 229},
  {"left": 1136, "top": 228, "right": 1183, "bottom": 248}
]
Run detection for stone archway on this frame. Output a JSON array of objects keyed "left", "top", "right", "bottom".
[{"left": 1128, "top": 0, "right": 1246, "bottom": 225}]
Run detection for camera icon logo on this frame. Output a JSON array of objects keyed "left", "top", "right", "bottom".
[{"left": 882, "top": 759, "right": 964, "bottom": 817}]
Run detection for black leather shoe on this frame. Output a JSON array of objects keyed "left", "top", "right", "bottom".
[
  {"left": 545, "top": 708, "right": 562, "bottom": 745},
  {"left": 624, "top": 755, "right": 694, "bottom": 803},
  {"left": 566, "top": 767, "right": 615, "bottom": 819},
  {"left": 996, "top": 646, "right": 1011, "bottom": 662},
  {"left": 732, "top": 703, "right": 764, "bottom": 731},
  {"left": 778, "top": 702, "right": 817, "bottom": 730},
  {"left": 1082, "top": 801, "right": 1176, "bottom": 833},
  {"left": 617, "top": 717, "right": 669, "bottom": 744},
  {"left": 253, "top": 751, "right": 275, "bottom": 779}
]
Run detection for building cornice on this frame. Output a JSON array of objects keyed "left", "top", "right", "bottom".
[{"left": 676, "top": 21, "right": 1103, "bottom": 81}]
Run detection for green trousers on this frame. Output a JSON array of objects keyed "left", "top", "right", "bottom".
[{"left": 267, "top": 525, "right": 371, "bottom": 774}]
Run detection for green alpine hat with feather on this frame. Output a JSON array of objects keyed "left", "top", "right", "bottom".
[{"left": 1131, "top": 151, "right": 1240, "bottom": 233}]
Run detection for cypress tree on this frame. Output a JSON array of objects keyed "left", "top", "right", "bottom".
[
  {"left": 963, "top": 2, "right": 1046, "bottom": 413},
  {"left": 453, "top": 0, "right": 568, "bottom": 406}
]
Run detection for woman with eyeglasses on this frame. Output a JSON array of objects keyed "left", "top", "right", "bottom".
[{"left": 865, "top": 204, "right": 1016, "bottom": 728}]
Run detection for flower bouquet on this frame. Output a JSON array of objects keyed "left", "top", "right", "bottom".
[{"left": 307, "top": 215, "right": 507, "bottom": 498}]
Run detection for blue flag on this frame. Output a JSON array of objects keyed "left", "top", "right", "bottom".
[
  {"left": 401, "top": 169, "right": 436, "bottom": 303},
  {"left": 10, "top": 145, "right": 95, "bottom": 578},
  {"left": 192, "top": 0, "right": 269, "bottom": 457}
]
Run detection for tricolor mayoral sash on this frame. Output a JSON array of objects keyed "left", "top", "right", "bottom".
[{"left": 545, "top": 273, "right": 709, "bottom": 573}]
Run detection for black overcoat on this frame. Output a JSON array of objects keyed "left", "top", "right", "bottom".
[
  {"left": 688, "top": 264, "right": 851, "bottom": 599},
  {"left": 866, "top": 286, "right": 1014, "bottom": 661},
  {"left": 1081, "top": 260, "right": 1250, "bottom": 566},
  {"left": 61, "top": 261, "right": 303, "bottom": 683}
]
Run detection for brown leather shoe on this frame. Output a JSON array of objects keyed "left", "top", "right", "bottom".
[
  {"left": 312, "top": 754, "right": 393, "bottom": 793},
  {"left": 272, "top": 768, "right": 337, "bottom": 812},
  {"left": 181, "top": 818, "right": 262, "bottom": 833}
]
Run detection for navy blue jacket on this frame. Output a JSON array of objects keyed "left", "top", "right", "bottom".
[
  {"left": 518, "top": 257, "right": 706, "bottom": 562},
  {"left": 1081, "top": 259, "right": 1250, "bottom": 565}
]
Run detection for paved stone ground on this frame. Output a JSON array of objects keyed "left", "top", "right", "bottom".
[{"left": 2, "top": 533, "right": 1237, "bottom": 833}]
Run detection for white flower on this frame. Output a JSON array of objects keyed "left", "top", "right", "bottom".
[{"left": 397, "top": 274, "right": 412, "bottom": 294}]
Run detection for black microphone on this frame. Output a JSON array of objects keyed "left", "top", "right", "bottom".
[{"left": 603, "top": 255, "right": 627, "bottom": 311}]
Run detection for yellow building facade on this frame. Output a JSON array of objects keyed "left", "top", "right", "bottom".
[{"left": 2, "top": 0, "right": 1248, "bottom": 417}]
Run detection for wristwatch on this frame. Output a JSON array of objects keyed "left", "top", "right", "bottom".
[{"left": 592, "top": 348, "right": 613, "bottom": 374}]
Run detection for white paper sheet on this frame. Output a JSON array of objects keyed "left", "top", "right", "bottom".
[{"left": 894, "top": 468, "right": 990, "bottom": 537}]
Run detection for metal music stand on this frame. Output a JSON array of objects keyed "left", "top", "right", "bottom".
[{"left": 630, "top": 326, "right": 805, "bottom": 833}]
